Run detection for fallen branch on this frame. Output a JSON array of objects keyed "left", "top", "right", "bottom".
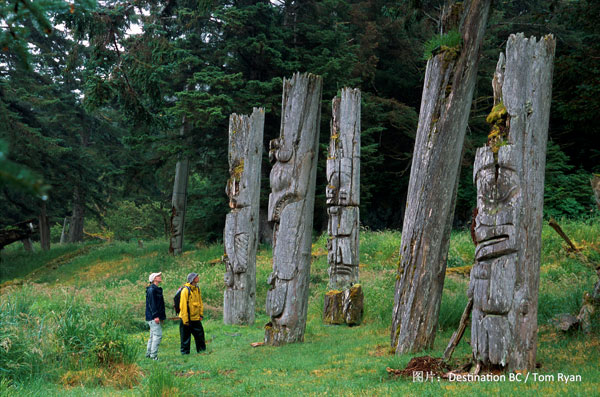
[
  {"left": 444, "top": 297, "right": 473, "bottom": 362},
  {"left": 548, "top": 218, "right": 578, "bottom": 252}
]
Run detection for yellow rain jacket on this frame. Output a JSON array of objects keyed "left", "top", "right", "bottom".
[{"left": 179, "top": 283, "right": 203, "bottom": 325}]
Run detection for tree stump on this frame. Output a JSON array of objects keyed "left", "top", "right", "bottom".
[
  {"left": 343, "top": 284, "right": 364, "bottom": 325},
  {"left": 323, "top": 290, "right": 344, "bottom": 324},
  {"left": 391, "top": 0, "right": 492, "bottom": 355},
  {"left": 323, "top": 284, "right": 364, "bottom": 326},
  {"left": 264, "top": 72, "right": 322, "bottom": 345},
  {"left": 323, "top": 88, "right": 362, "bottom": 326},
  {"left": 469, "top": 33, "right": 556, "bottom": 371},
  {"left": 223, "top": 108, "right": 264, "bottom": 325}
]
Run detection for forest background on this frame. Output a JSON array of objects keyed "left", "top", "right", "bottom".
[{"left": 1, "top": 0, "right": 598, "bottom": 245}]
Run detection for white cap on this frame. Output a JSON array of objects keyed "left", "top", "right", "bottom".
[{"left": 149, "top": 272, "right": 162, "bottom": 282}]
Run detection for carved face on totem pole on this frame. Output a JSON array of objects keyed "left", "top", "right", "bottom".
[
  {"left": 327, "top": 206, "right": 359, "bottom": 283},
  {"left": 470, "top": 144, "right": 523, "bottom": 363},
  {"left": 326, "top": 158, "right": 352, "bottom": 206},
  {"left": 473, "top": 145, "right": 521, "bottom": 262}
]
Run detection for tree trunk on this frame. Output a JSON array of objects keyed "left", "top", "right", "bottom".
[
  {"left": 39, "top": 201, "right": 50, "bottom": 251},
  {"left": 469, "top": 33, "right": 555, "bottom": 371},
  {"left": 169, "top": 116, "right": 190, "bottom": 255},
  {"left": 391, "top": 0, "right": 492, "bottom": 354},
  {"left": 60, "top": 216, "right": 69, "bottom": 244},
  {"left": 68, "top": 186, "right": 85, "bottom": 243},
  {"left": 265, "top": 72, "right": 322, "bottom": 345},
  {"left": 223, "top": 108, "right": 264, "bottom": 325},
  {"left": 323, "top": 88, "right": 362, "bottom": 325}
]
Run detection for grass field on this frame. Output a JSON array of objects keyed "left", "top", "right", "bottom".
[{"left": 0, "top": 217, "right": 598, "bottom": 396}]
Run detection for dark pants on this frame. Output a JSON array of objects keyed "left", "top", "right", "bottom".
[{"left": 180, "top": 320, "right": 206, "bottom": 354}]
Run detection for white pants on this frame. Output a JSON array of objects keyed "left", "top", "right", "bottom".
[{"left": 146, "top": 320, "right": 163, "bottom": 358}]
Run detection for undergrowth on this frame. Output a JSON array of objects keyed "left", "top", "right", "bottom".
[{"left": 0, "top": 217, "right": 598, "bottom": 395}]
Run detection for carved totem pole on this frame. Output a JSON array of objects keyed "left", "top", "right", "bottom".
[
  {"left": 169, "top": 116, "right": 190, "bottom": 255},
  {"left": 322, "top": 88, "right": 363, "bottom": 325},
  {"left": 223, "top": 108, "right": 264, "bottom": 325},
  {"left": 265, "top": 72, "right": 322, "bottom": 345},
  {"left": 469, "top": 33, "right": 555, "bottom": 371}
]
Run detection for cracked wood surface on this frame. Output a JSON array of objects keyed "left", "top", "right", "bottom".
[
  {"left": 391, "top": 0, "right": 492, "bottom": 355},
  {"left": 469, "top": 33, "right": 555, "bottom": 371},
  {"left": 265, "top": 72, "right": 322, "bottom": 345},
  {"left": 326, "top": 88, "right": 361, "bottom": 290},
  {"left": 223, "top": 108, "right": 264, "bottom": 325}
]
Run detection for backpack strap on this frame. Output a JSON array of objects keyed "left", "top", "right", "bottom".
[{"left": 186, "top": 286, "right": 192, "bottom": 322}]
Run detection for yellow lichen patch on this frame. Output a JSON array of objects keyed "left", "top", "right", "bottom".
[
  {"left": 485, "top": 101, "right": 510, "bottom": 154},
  {"left": 326, "top": 289, "right": 342, "bottom": 296},
  {"left": 231, "top": 159, "right": 245, "bottom": 179},
  {"left": 486, "top": 102, "right": 507, "bottom": 124}
]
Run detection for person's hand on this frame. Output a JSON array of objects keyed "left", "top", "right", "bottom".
[
  {"left": 154, "top": 317, "right": 160, "bottom": 324},
  {"left": 200, "top": 316, "right": 203, "bottom": 321}
]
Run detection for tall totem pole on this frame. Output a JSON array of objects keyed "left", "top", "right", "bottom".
[
  {"left": 322, "top": 88, "right": 363, "bottom": 326},
  {"left": 223, "top": 108, "right": 264, "bottom": 325},
  {"left": 265, "top": 72, "right": 322, "bottom": 345},
  {"left": 469, "top": 33, "right": 555, "bottom": 371}
]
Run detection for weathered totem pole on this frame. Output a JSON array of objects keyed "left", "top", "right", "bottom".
[
  {"left": 265, "top": 72, "right": 322, "bottom": 345},
  {"left": 68, "top": 186, "right": 85, "bottom": 243},
  {"left": 322, "top": 88, "right": 363, "bottom": 326},
  {"left": 391, "top": 0, "right": 492, "bottom": 354},
  {"left": 469, "top": 33, "right": 555, "bottom": 371},
  {"left": 223, "top": 108, "right": 264, "bottom": 325},
  {"left": 169, "top": 117, "right": 190, "bottom": 255},
  {"left": 592, "top": 175, "right": 600, "bottom": 211}
]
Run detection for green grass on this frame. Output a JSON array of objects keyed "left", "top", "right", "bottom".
[{"left": 0, "top": 218, "right": 598, "bottom": 395}]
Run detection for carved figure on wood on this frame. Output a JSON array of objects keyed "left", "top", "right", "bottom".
[
  {"left": 223, "top": 108, "right": 264, "bottom": 325},
  {"left": 323, "top": 88, "right": 362, "bottom": 326},
  {"left": 265, "top": 72, "right": 322, "bottom": 345},
  {"left": 468, "top": 33, "right": 555, "bottom": 371}
]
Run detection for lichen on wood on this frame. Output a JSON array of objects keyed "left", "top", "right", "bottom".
[
  {"left": 223, "top": 108, "right": 264, "bottom": 325},
  {"left": 469, "top": 33, "right": 556, "bottom": 372},
  {"left": 323, "top": 87, "right": 363, "bottom": 325}
]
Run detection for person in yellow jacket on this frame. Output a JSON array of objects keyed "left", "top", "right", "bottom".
[{"left": 179, "top": 272, "right": 206, "bottom": 354}]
